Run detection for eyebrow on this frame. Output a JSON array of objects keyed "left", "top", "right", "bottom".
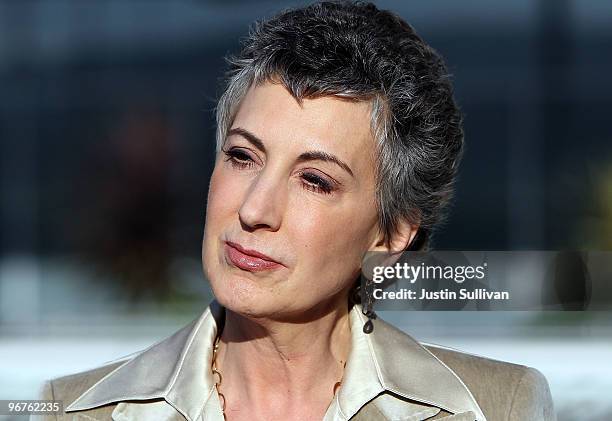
[{"left": 227, "top": 127, "right": 354, "bottom": 177}]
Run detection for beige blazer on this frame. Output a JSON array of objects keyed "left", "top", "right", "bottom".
[{"left": 32, "top": 300, "right": 556, "bottom": 421}]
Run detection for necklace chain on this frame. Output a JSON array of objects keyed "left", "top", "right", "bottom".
[
  {"left": 211, "top": 334, "right": 346, "bottom": 419},
  {"left": 211, "top": 335, "right": 227, "bottom": 419}
]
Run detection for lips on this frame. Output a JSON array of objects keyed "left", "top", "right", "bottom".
[{"left": 224, "top": 241, "right": 283, "bottom": 272}]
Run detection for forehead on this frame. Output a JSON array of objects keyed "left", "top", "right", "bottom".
[{"left": 231, "top": 82, "right": 375, "bottom": 164}]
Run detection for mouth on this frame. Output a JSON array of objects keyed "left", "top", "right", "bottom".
[{"left": 224, "top": 240, "right": 283, "bottom": 272}]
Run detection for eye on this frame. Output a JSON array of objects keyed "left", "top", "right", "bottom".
[
  {"left": 298, "top": 170, "right": 335, "bottom": 195},
  {"left": 222, "top": 147, "right": 256, "bottom": 169}
]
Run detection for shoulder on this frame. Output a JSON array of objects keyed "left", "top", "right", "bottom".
[
  {"left": 421, "top": 342, "right": 556, "bottom": 421},
  {"left": 49, "top": 359, "right": 127, "bottom": 398},
  {"left": 34, "top": 360, "right": 127, "bottom": 421}
]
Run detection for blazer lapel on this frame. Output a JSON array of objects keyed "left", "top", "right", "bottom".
[
  {"left": 348, "top": 393, "right": 442, "bottom": 420},
  {"left": 110, "top": 401, "right": 197, "bottom": 421},
  {"left": 435, "top": 411, "right": 478, "bottom": 420}
]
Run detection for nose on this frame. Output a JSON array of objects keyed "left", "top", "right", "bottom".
[{"left": 238, "top": 170, "right": 284, "bottom": 232}]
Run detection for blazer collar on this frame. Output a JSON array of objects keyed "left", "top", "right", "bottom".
[{"left": 65, "top": 299, "right": 485, "bottom": 421}]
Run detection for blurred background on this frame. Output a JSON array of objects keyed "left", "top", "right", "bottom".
[{"left": 0, "top": 1, "right": 611, "bottom": 420}]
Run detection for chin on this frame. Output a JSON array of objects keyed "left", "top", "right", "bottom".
[{"left": 210, "top": 273, "right": 280, "bottom": 318}]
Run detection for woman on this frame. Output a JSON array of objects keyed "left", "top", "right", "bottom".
[{"left": 35, "top": 2, "right": 555, "bottom": 420}]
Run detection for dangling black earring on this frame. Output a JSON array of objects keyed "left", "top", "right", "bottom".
[
  {"left": 361, "top": 277, "right": 377, "bottom": 334},
  {"left": 349, "top": 276, "right": 377, "bottom": 334}
]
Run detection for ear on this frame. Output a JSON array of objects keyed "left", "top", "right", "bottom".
[
  {"left": 369, "top": 218, "right": 419, "bottom": 256},
  {"left": 363, "top": 220, "right": 419, "bottom": 284}
]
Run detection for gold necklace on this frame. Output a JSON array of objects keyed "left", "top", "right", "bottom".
[
  {"left": 211, "top": 335, "right": 346, "bottom": 419},
  {"left": 211, "top": 335, "right": 227, "bottom": 419}
]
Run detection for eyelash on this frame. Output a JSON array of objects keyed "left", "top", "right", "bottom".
[
  {"left": 223, "top": 148, "right": 254, "bottom": 169},
  {"left": 222, "top": 148, "right": 335, "bottom": 195}
]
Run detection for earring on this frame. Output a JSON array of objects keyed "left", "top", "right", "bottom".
[
  {"left": 349, "top": 277, "right": 377, "bottom": 334},
  {"left": 361, "top": 277, "right": 377, "bottom": 334}
]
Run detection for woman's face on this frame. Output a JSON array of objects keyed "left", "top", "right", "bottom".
[{"left": 202, "top": 82, "right": 383, "bottom": 320}]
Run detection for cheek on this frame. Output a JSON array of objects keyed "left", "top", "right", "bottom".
[
  {"left": 203, "top": 166, "right": 244, "bottom": 269},
  {"left": 205, "top": 166, "right": 243, "bottom": 226},
  {"left": 292, "top": 198, "right": 375, "bottom": 249},
  {"left": 288, "top": 202, "right": 376, "bottom": 285}
]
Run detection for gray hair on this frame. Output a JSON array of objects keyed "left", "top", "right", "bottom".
[{"left": 215, "top": 1, "right": 464, "bottom": 251}]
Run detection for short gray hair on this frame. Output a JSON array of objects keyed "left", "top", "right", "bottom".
[{"left": 215, "top": 1, "right": 464, "bottom": 251}]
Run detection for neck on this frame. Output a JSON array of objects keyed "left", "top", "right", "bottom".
[{"left": 215, "top": 295, "right": 352, "bottom": 419}]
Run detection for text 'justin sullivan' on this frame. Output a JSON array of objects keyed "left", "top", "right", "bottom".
[{"left": 373, "top": 288, "right": 510, "bottom": 300}]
